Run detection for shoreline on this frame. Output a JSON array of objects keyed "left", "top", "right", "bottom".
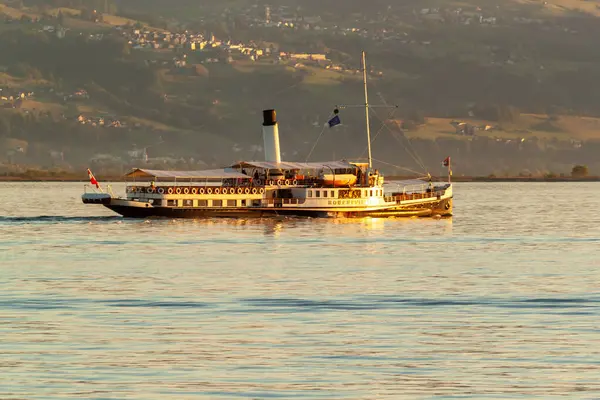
[
  {"left": 388, "top": 176, "right": 600, "bottom": 182},
  {"left": 1, "top": 175, "right": 599, "bottom": 183}
]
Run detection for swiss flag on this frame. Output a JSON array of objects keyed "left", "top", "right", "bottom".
[{"left": 87, "top": 168, "right": 100, "bottom": 189}]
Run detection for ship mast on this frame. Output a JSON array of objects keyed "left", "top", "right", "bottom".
[{"left": 362, "top": 51, "right": 373, "bottom": 170}]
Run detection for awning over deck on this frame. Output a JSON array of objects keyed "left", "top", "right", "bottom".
[
  {"left": 230, "top": 160, "right": 356, "bottom": 170},
  {"left": 124, "top": 168, "right": 250, "bottom": 180}
]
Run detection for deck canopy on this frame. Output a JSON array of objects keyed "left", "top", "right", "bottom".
[
  {"left": 125, "top": 168, "right": 250, "bottom": 180},
  {"left": 230, "top": 160, "right": 356, "bottom": 171}
]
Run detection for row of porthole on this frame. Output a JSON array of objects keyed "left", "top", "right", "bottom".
[{"left": 127, "top": 187, "right": 265, "bottom": 195}]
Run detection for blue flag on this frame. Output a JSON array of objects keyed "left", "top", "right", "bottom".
[{"left": 328, "top": 115, "right": 341, "bottom": 128}]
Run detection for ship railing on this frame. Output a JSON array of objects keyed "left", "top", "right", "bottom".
[
  {"left": 84, "top": 184, "right": 114, "bottom": 197},
  {"left": 391, "top": 190, "right": 444, "bottom": 203}
]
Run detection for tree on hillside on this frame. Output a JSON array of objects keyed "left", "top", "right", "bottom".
[{"left": 571, "top": 165, "right": 589, "bottom": 178}]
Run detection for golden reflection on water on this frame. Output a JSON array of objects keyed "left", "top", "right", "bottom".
[{"left": 0, "top": 182, "right": 600, "bottom": 398}]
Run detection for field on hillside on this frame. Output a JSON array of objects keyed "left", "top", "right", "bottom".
[
  {"left": 397, "top": 113, "right": 600, "bottom": 141},
  {"left": 0, "top": 4, "right": 150, "bottom": 30},
  {"left": 517, "top": 0, "right": 600, "bottom": 16}
]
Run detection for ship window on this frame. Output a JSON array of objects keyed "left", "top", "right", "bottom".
[
  {"left": 370, "top": 190, "right": 373, "bottom": 197},
  {"left": 212, "top": 200, "right": 222, "bottom": 207},
  {"left": 198, "top": 200, "right": 208, "bottom": 207},
  {"left": 331, "top": 190, "right": 335, "bottom": 198},
  {"left": 308, "top": 190, "right": 312, "bottom": 198},
  {"left": 183, "top": 199, "right": 193, "bottom": 207},
  {"left": 167, "top": 199, "right": 177, "bottom": 207},
  {"left": 241, "top": 199, "right": 247, "bottom": 206},
  {"left": 227, "top": 199, "right": 236, "bottom": 207},
  {"left": 323, "top": 191, "right": 327, "bottom": 198},
  {"left": 315, "top": 191, "right": 320, "bottom": 198}
]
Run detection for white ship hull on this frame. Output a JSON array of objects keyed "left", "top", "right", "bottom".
[{"left": 83, "top": 183, "right": 452, "bottom": 218}]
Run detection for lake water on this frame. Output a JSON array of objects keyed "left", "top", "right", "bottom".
[{"left": 1, "top": 182, "right": 600, "bottom": 399}]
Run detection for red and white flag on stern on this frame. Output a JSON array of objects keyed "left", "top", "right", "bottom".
[
  {"left": 87, "top": 168, "right": 100, "bottom": 189},
  {"left": 442, "top": 156, "right": 451, "bottom": 167}
]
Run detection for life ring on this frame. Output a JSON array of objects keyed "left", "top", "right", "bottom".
[
  {"left": 214, "top": 188, "right": 220, "bottom": 194},
  {"left": 222, "top": 188, "right": 228, "bottom": 195},
  {"left": 253, "top": 179, "right": 261, "bottom": 186},
  {"left": 167, "top": 187, "right": 174, "bottom": 195},
  {"left": 191, "top": 188, "right": 197, "bottom": 194},
  {"left": 157, "top": 187, "right": 165, "bottom": 194},
  {"left": 252, "top": 188, "right": 258, "bottom": 194},
  {"left": 268, "top": 180, "right": 274, "bottom": 186},
  {"left": 175, "top": 187, "right": 182, "bottom": 195},
  {"left": 244, "top": 188, "right": 250, "bottom": 194},
  {"left": 259, "top": 188, "right": 265, "bottom": 194},
  {"left": 199, "top": 188, "right": 205, "bottom": 194},
  {"left": 207, "top": 188, "right": 212, "bottom": 194},
  {"left": 183, "top": 187, "right": 190, "bottom": 195},
  {"left": 277, "top": 179, "right": 282, "bottom": 185},
  {"left": 237, "top": 188, "right": 243, "bottom": 194},
  {"left": 292, "top": 179, "right": 298, "bottom": 185},
  {"left": 146, "top": 187, "right": 154, "bottom": 194},
  {"left": 284, "top": 179, "right": 290, "bottom": 185}
]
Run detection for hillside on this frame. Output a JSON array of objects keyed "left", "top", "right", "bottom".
[{"left": 2, "top": 0, "right": 600, "bottom": 177}]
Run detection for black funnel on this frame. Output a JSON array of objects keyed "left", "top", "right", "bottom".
[{"left": 262, "top": 109, "right": 277, "bottom": 126}]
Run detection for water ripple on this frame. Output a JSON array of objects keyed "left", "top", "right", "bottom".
[{"left": 2, "top": 182, "right": 600, "bottom": 398}]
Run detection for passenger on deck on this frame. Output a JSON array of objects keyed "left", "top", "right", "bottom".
[{"left": 150, "top": 180, "right": 156, "bottom": 190}]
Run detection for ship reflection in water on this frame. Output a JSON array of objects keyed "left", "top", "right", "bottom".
[{"left": 2, "top": 182, "right": 599, "bottom": 398}]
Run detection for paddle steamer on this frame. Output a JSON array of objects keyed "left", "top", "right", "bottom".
[{"left": 82, "top": 52, "right": 453, "bottom": 218}]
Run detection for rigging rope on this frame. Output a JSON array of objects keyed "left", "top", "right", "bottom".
[
  {"left": 373, "top": 107, "right": 427, "bottom": 171},
  {"left": 367, "top": 82, "right": 429, "bottom": 174},
  {"left": 361, "top": 109, "right": 427, "bottom": 174},
  {"left": 371, "top": 158, "right": 427, "bottom": 177},
  {"left": 305, "top": 112, "right": 335, "bottom": 162},
  {"left": 358, "top": 107, "right": 395, "bottom": 159}
]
